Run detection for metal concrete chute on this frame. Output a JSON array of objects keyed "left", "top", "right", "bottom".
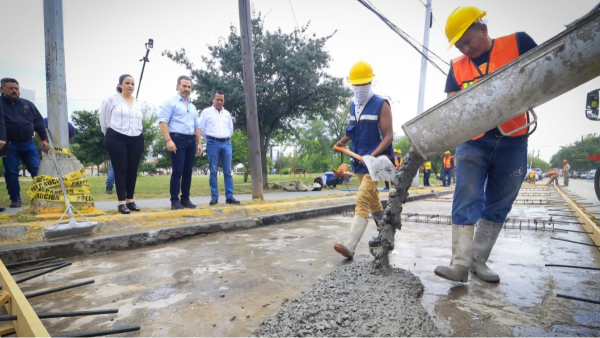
[
  {"left": 44, "top": 129, "right": 98, "bottom": 240},
  {"left": 402, "top": 4, "right": 600, "bottom": 160}
]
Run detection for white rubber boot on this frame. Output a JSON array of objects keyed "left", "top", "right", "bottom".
[
  {"left": 434, "top": 225, "right": 474, "bottom": 282},
  {"left": 334, "top": 215, "right": 368, "bottom": 259},
  {"left": 470, "top": 219, "right": 503, "bottom": 283}
]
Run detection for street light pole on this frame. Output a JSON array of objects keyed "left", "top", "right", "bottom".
[
  {"left": 238, "top": 0, "right": 264, "bottom": 199},
  {"left": 412, "top": 0, "right": 432, "bottom": 187}
]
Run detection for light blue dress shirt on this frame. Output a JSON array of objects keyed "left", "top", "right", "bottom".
[{"left": 158, "top": 94, "right": 201, "bottom": 135}]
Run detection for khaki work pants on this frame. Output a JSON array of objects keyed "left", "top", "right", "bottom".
[
  {"left": 355, "top": 173, "right": 383, "bottom": 218},
  {"left": 563, "top": 172, "right": 569, "bottom": 186},
  {"left": 547, "top": 174, "right": 559, "bottom": 186}
]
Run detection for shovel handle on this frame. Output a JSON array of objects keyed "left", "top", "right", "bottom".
[{"left": 333, "top": 146, "right": 362, "bottom": 161}]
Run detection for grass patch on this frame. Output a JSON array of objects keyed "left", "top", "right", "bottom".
[{"left": 0, "top": 172, "right": 446, "bottom": 207}]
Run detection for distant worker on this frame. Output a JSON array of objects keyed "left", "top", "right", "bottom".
[
  {"left": 527, "top": 171, "right": 536, "bottom": 184},
  {"left": 434, "top": 6, "right": 538, "bottom": 284},
  {"left": 562, "top": 159, "right": 570, "bottom": 187},
  {"left": 41, "top": 118, "right": 75, "bottom": 143},
  {"left": 441, "top": 151, "right": 454, "bottom": 187},
  {"left": 333, "top": 61, "right": 394, "bottom": 258},
  {"left": 423, "top": 161, "right": 432, "bottom": 186},
  {"left": 385, "top": 149, "right": 403, "bottom": 190},
  {"left": 547, "top": 169, "right": 559, "bottom": 186}
]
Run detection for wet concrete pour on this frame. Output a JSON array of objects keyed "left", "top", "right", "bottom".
[
  {"left": 15, "top": 194, "right": 600, "bottom": 337},
  {"left": 252, "top": 262, "right": 441, "bottom": 337}
]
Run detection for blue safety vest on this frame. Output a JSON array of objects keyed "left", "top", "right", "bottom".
[{"left": 346, "top": 95, "right": 394, "bottom": 174}]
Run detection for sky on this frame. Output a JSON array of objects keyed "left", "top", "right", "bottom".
[{"left": 1, "top": 0, "right": 599, "bottom": 162}]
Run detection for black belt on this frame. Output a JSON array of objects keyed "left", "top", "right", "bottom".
[
  {"left": 206, "top": 136, "right": 230, "bottom": 142},
  {"left": 170, "top": 133, "right": 195, "bottom": 139}
]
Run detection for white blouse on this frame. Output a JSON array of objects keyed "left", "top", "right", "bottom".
[{"left": 99, "top": 95, "right": 143, "bottom": 136}]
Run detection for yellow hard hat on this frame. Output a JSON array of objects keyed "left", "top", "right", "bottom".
[
  {"left": 444, "top": 151, "right": 451, "bottom": 155},
  {"left": 394, "top": 149, "right": 402, "bottom": 153},
  {"left": 348, "top": 61, "right": 375, "bottom": 85},
  {"left": 445, "top": 6, "right": 487, "bottom": 49}
]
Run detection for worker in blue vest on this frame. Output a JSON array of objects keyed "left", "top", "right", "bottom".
[{"left": 333, "top": 61, "right": 394, "bottom": 259}]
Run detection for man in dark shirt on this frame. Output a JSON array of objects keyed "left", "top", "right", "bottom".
[
  {"left": 434, "top": 6, "right": 538, "bottom": 284},
  {"left": 0, "top": 78, "right": 49, "bottom": 208},
  {"left": 40, "top": 117, "right": 76, "bottom": 143}
]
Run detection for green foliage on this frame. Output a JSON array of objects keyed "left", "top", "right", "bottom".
[
  {"left": 140, "top": 104, "right": 161, "bottom": 164},
  {"left": 550, "top": 133, "right": 600, "bottom": 170},
  {"left": 295, "top": 117, "right": 339, "bottom": 172},
  {"left": 392, "top": 136, "right": 411, "bottom": 157},
  {"left": 527, "top": 155, "right": 550, "bottom": 172},
  {"left": 163, "top": 14, "right": 351, "bottom": 183},
  {"left": 71, "top": 110, "right": 108, "bottom": 167},
  {"left": 138, "top": 162, "right": 156, "bottom": 174},
  {"left": 231, "top": 130, "right": 251, "bottom": 182},
  {"left": 281, "top": 168, "right": 290, "bottom": 175}
]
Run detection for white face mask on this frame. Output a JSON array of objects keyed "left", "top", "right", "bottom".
[{"left": 352, "top": 84, "right": 374, "bottom": 105}]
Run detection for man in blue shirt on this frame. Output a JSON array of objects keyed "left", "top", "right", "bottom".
[{"left": 158, "top": 75, "right": 203, "bottom": 210}]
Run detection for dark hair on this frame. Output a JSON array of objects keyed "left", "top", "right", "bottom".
[
  {"left": 116, "top": 74, "right": 133, "bottom": 93},
  {"left": 212, "top": 90, "right": 224, "bottom": 98},
  {"left": 177, "top": 75, "right": 192, "bottom": 86},
  {"left": 1, "top": 78, "right": 18, "bottom": 87}
]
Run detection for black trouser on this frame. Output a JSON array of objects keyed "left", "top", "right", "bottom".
[{"left": 104, "top": 128, "right": 144, "bottom": 201}]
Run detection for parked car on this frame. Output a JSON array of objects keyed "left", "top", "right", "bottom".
[
  {"left": 587, "top": 169, "right": 596, "bottom": 180},
  {"left": 533, "top": 168, "right": 543, "bottom": 180}
]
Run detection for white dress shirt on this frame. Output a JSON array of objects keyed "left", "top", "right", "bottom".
[
  {"left": 99, "top": 95, "right": 143, "bottom": 136},
  {"left": 199, "top": 106, "right": 234, "bottom": 139}
]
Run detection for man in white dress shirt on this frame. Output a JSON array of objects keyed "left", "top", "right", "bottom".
[{"left": 199, "top": 90, "right": 239, "bottom": 205}]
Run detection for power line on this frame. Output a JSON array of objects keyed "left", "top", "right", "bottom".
[
  {"left": 288, "top": 0, "right": 299, "bottom": 28},
  {"left": 357, "top": 0, "right": 449, "bottom": 76}
]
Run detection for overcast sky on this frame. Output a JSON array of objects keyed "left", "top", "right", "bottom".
[{"left": 1, "top": 0, "right": 599, "bottom": 162}]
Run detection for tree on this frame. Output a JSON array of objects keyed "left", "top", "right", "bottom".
[
  {"left": 550, "top": 134, "right": 600, "bottom": 171},
  {"left": 140, "top": 104, "right": 161, "bottom": 164},
  {"left": 392, "top": 136, "right": 411, "bottom": 157},
  {"left": 163, "top": 14, "right": 351, "bottom": 186},
  {"left": 296, "top": 117, "right": 338, "bottom": 172},
  {"left": 231, "top": 130, "right": 251, "bottom": 182},
  {"left": 71, "top": 110, "right": 108, "bottom": 172},
  {"left": 527, "top": 155, "right": 550, "bottom": 172},
  {"left": 323, "top": 105, "right": 349, "bottom": 165}
]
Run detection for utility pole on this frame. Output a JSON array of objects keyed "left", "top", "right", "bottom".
[
  {"left": 36, "top": 0, "right": 98, "bottom": 214},
  {"left": 412, "top": 0, "right": 432, "bottom": 187},
  {"left": 238, "top": 0, "right": 264, "bottom": 199}
]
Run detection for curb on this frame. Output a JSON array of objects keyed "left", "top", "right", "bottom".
[{"left": 0, "top": 190, "right": 453, "bottom": 263}]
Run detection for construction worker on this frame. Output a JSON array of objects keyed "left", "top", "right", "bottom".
[
  {"left": 563, "top": 159, "right": 570, "bottom": 187},
  {"left": 385, "top": 149, "right": 403, "bottom": 190},
  {"left": 527, "top": 171, "right": 536, "bottom": 184},
  {"left": 441, "top": 151, "right": 454, "bottom": 187},
  {"left": 434, "top": 6, "right": 538, "bottom": 283},
  {"left": 423, "top": 161, "right": 432, "bottom": 186},
  {"left": 547, "top": 169, "right": 559, "bottom": 186},
  {"left": 333, "top": 61, "right": 394, "bottom": 259}
]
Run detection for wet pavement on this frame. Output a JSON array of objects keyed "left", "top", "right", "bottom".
[{"left": 11, "top": 187, "right": 600, "bottom": 337}]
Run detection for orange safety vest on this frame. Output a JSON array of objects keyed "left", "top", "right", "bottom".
[
  {"left": 395, "top": 156, "right": 403, "bottom": 169},
  {"left": 443, "top": 156, "right": 452, "bottom": 169},
  {"left": 548, "top": 170, "right": 558, "bottom": 176},
  {"left": 452, "top": 33, "right": 529, "bottom": 140}
]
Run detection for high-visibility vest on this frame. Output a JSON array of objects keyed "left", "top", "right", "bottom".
[
  {"left": 452, "top": 33, "right": 529, "bottom": 140},
  {"left": 453, "top": 155, "right": 457, "bottom": 168},
  {"left": 443, "top": 156, "right": 452, "bottom": 169},
  {"left": 563, "top": 164, "right": 569, "bottom": 172},
  {"left": 425, "top": 162, "right": 431, "bottom": 170},
  {"left": 395, "top": 156, "right": 403, "bottom": 169}
]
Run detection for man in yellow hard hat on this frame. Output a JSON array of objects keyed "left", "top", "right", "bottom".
[
  {"left": 434, "top": 6, "right": 538, "bottom": 284},
  {"left": 333, "top": 61, "right": 394, "bottom": 258}
]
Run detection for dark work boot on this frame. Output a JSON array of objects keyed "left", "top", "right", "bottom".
[
  {"left": 10, "top": 199, "right": 21, "bottom": 208},
  {"left": 105, "top": 186, "right": 113, "bottom": 194},
  {"left": 171, "top": 201, "right": 184, "bottom": 210}
]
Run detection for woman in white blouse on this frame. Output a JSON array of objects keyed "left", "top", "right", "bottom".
[{"left": 99, "top": 74, "right": 144, "bottom": 214}]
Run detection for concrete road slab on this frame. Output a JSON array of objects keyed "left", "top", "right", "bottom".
[{"left": 16, "top": 197, "right": 600, "bottom": 336}]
